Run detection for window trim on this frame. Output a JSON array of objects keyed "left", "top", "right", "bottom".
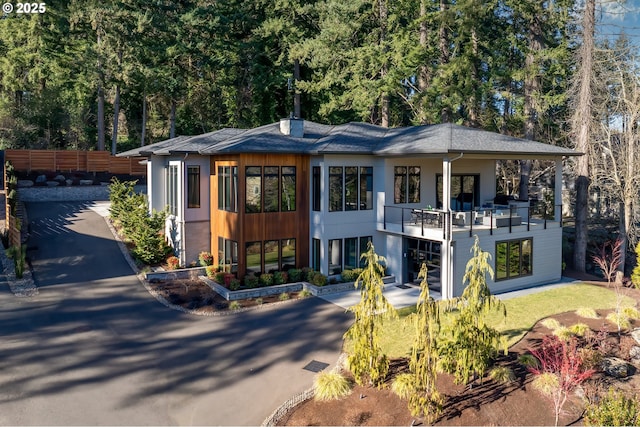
[{"left": 394, "top": 166, "right": 421, "bottom": 204}]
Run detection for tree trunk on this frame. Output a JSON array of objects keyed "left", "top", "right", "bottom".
[
  {"left": 572, "top": 0, "right": 595, "bottom": 273},
  {"left": 379, "top": 0, "right": 390, "bottom": 128},
  {"left": 169, "top": 99, "right": 176, "bottom": 139},
  {"left": 293, "top": 59, "right": 302, "bottom": 119},
  {"left": 141, "top": 94, "right": 147, "bottom": 147},
  {"left": 111, "top": 85, "right": 120, "bottom": 156},
  {"left": 417, "top": 0, "right": 429, "bottom": 125},
  {"left": 439, "top": 0, "right": 451, "bottom": 123},
  {"left": 96, "top": 33, "right": 105, "bottom": 151}
]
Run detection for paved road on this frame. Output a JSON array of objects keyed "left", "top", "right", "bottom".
[{"left": 0, "top": 202, "right": 352, "bottom": 425}]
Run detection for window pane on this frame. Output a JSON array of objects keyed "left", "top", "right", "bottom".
[
  {"left": 264, "top": 240, "right": 279, "bottom": 273},
  {"left": 264, "top": 167, "right": 279, "bottom": 212},
  {"left": 328, "top": 239, "right": 342, "bottom": 274},
  {"left": 218, "top": 167, "right": 224, "bottom": 209},
  {"left": 408, "top": 167, "right": 420, "bottom": 203},
  {"left": 230, "top": 166, "right": 237, "bottom": 212},
  {"left": 359, "top": 236, "right": 372, "bottom": 268},
  {"left": 522, "top": 239, "right": 532, "bottom": 275},
  {"left": 394, "top": 166, "right": 407, "bottom": 204},
  {"left": 313, "top": 167, "right": 321, "bottom": 211},
  {"left": 245, "top": 167, "right": 261, "bottom": 213},
  {"left": 187, "top": 166, "right": 200, "bottom": 208},
  {"left": 282, "top": 238, "right": 296, "bottom": 270},
  {"left": 312, "top": 239, "right": 321, "bottom": 272},
  {"left": 509, "top": 241, "right": 521, "bottom": 277},
  {"left": 281, "top": 166, "right": 296, "bottom": 211},
  {"left": 344, "top": 238, "right": 358, "bottom": 270},
  {"left": 360, "top": 167, "right": 373, "bottom": 210},
  {"left": 246, "top": 242, "right": 262, "bottom": 275},
  {"left": 344, "top": 167, "right": 358, "bottom": 211},
  {"left": 218, "top": 237, "right": 224, "bottom": 267},
  {"left": 329, "top": 167, "right": 343, "bottom": 211},
  {"left": 496, "top": 242, "right": 507, "bottom": 280}
]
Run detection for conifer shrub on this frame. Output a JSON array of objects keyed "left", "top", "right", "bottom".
[
  {"left": 391, "top": 373, "right": 415, "bottom": 399},
  {"left": 259, "top": 273, "right": 274, "bottom": 287},
  {"left": 287, "top": 268, "right": 302, "bottom": 282},
  {"left": 273, "top": 271, "right": 288, "bottom": 285},
  {"left": 311, "top": 272, "right": 327, "bottom": 286},
  {"left": 244, "top": 274, "right": 259, "bottom": 288},
  {"left": 585, "top": 388, "right": 639, "bottom": 426}
]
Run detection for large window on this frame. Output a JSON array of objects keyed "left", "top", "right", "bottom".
[
  {"left": 187, "top": 166, "right": 200, "bottom": 208},
  {"left": 436, "top": 174, "right": 479, "bottom": 211},
  {"left": 281, "top": 238, "right": 296, "bottom": 270},
  {"left": 329, "top": 166, "right": 374, "bottom": 212},
  {"left": 166, "top": 164, "right": 178, "bottom": 216},
  {"left": 312, "top": 238, "right": 321, "bottom": 271},
  {"left": 245, "top": 166, "right": 262, "bottom": 213},
  {"left": 264, "top": 240, "right": 280, "bottom": 272},
  {"left": 344, "top": 237, "right": 358, "bottom": 270},
  {"left": 359, "top": 236, "right": 373, "bottom": 268},
  {"left": 218, "top": 165, "right": 237, "bottom": 212},
  {"left": 245, "top": 166, "right": 296, "bottom": 213},
  {"left": 394, "top": 166, "right": 420, "bottom": 204},
  {"left": 329, "top": 239, "right": 342, "bottom": 275},
  {"left": 218, "top": 237, "right": 238, "bottom": 273},
  {"left": 326, "top": 236, "right": 373, "bottom": 274},
  {"left": 246, "top": 242, "right": 262, "bottom": 275},
  {"left": 313, "top": 167, "right": 321, "bottom": 211},
  {"left": 495, "top": 238, "right": 532, "bottom": 281},
  {"left": 329, "top": 167, "right": 343, "bottom": 212},
  {"left": 281, "top": 167, "right": 296, "bottom": 211}
]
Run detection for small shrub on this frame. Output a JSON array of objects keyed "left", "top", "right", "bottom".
[
  {"left": 303, "top": 267, "right": 315, "bottom": 282},
  {"left": 531, "top": 371, "right": 560, "bottom": 396},
  {"left": 229, "top": 301, "right": 241, "bottom": 310},
  {"left": 584, "top": 387, "right": 640, "bottom": 426},
  {"left": 576, "top": 307, "right": 600, "bottom": 319},
  {"left": 553, "top": 326, "right": 573, "bottom": 341},
  {"left": 198, "top": 251, "right": 213, "bottom": 266},
  {"left": 579, "top": 348, "right": 604, "bottom": 371},
  {"left": 298, "top": 289, "right": 312, "bottom": 299},
  {"left": 518, "top": 354, "right": 539, "bottom": 369},
  {"left": 391, "top": 373, "right": 415, "bottom": 399},
  {"left": 568, "top": 323, "right": 590, "bottom": 337},
  {"left": 622, "top": 306, "right": 640, "bottom": 320},
  {"left": 311, "top": 272, "right": 327, "bottom": 286},
  {"left": 313, "top": 371, "right": 351, "bottom": 401},
  {"left": 259, "top": 273, "right": 274, "bottom": 287},
  {"left": 607, "top": 312, "right": 631, "bottom": 331},
  {"left": 288, "top": 268, "right": 302, "bottom": 282},
  {"left": 5, "top": 244, "right": 27, "bottom": 279},
  {"left": 205, "top": 265, "right": 217, "bottom": 278},
  {"left": 328, "top": 276, "right": 338, "bottom": 284},
  {"left": 215, "top": 272, "right": 225, "bottom": 284},
  {"left": 489, "top": 366, "right": 515, "bottom": 383},
  {"left": 244, "top": 274, "right": 259, "bottom": 288},
  {"left": 279, "top": 292, "right": 290, "bottom": 301},
  {"left": 273, "top": 271, "right": 288, "bottom": 285},
  {"left": 229, "top": 278, "right": 241, "bottom": 291},
  {"left": 541, "top": 318, "right": 562, "bottom": 330},
  {"left": 166, "top": 256, "right": 180, "bottom": 270},
  {"left": 341, "top": 269, "right": 357, "bottom": 282},
  {"left": 255, "top": 297, "right": 263, "bottom": 305}
]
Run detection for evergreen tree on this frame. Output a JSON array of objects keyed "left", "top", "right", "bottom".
[
  {"left": 439, "top": 235, "right": 506, "bottom": 385},
  {"left": 344, "top": 243, "right": 397, "bottom": 386},
  {"left": 407, "top": 263, "right": 443, "bottom": 421}
]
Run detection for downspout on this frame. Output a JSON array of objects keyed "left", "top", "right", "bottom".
[{"left": 179, "top": 154, "right": 188, "bottom": 266}]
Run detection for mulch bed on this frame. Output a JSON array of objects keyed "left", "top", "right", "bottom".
[
  {"left": 278, "top": 279, "right": 640, "bottom": 426},
  {"left": 148, "top": 278, "right": 302, "bottom": 314}
]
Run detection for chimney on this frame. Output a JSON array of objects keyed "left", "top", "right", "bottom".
[{"left": 280, "top": 117, "right": 304, "bottom": 138}]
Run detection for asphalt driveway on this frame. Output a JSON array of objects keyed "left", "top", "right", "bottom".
[{"left": 0, "top": 201, "right": 352, "bottom": 425}]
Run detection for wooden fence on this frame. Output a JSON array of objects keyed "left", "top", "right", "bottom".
[{"left": 4, "top": 150, "right": 146, "bottom": 175}]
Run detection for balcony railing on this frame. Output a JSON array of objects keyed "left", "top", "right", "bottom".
[{"left": 382, "top": 203, "right": 562, "bottom": 239}]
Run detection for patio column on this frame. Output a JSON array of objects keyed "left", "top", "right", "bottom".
[
  {"left": 555, "top": 159, "right": 562, "bottom": 221},
  {"left": 441, "top": 157, "right": 453, "bottom": 299}
]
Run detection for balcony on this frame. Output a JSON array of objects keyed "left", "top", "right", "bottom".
[{"left": 381, "top": 203, "right": 562, "bottom": 241}]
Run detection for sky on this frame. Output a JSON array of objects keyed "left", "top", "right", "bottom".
[{"left": 598, "top": 0, "right": 640, "bottom": 41}]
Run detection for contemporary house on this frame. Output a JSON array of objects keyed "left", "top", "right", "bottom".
[{"left": 119, "top": 118, "right": 579, "bottom": 299}]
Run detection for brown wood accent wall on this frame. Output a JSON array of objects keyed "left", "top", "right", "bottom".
[
  {"left": 4, "top": 150, "right": 146, "bottom": 175},
  {"left": 210, "top": 153, "right": 310, "bottom": 278}
]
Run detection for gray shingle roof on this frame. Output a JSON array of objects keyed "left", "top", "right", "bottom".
[{"left": 118, "top": 120, "right": 580, "bottom": 158}]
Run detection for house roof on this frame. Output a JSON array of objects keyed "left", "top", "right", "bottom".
[{"left": 117, "top": 120, "right": 580, "bottom": 158}]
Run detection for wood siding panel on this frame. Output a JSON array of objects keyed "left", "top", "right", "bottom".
[
  {"left": 4, "top": 150, "right": 145, "bottom": 175},
  {"left": 210, "top": 153, "right": 310, "bottom": 277}
]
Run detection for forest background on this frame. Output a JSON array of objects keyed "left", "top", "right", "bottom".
[{"left": 1, "top": 0, "right": 640, "bottom": 273}]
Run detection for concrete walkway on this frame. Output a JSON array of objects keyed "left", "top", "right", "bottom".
[{"left": 319, "top": 276, "right": 580, "bottom": 310}]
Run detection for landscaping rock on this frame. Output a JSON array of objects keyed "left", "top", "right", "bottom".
[
  {"left": 79, "top": 179, "right": 94, "bottom": 186},
  {"left": 35, "top": 174, "right": 47, "bottom": 183},
  {"left": 46, "top": 181, "right": 59, "bottom": 187},
  {"left": 630, "top": 346, "right": 640, "bottom": 363},
  {"left": 54, "top": 174, "right": 66, "bottom": 182},
  {"left": 631, "top": 328, "right": 640, "bottom": 345},
  {"left": 17, "top": 180, "right": 34, "bottom": 188},
  {"left": 65, "top": 179, "right": 74, "bottom": 186},
  {"left": 601, "top": 357, "right": 636, "bottom": 378}
]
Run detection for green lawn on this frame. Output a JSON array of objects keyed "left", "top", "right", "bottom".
[{"left": 375, "top": 283, "right": 632, "bottom": 358}]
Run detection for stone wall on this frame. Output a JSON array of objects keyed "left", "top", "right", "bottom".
[{"left": 18, "top": 185, "right": 146, "bottom": 202}]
